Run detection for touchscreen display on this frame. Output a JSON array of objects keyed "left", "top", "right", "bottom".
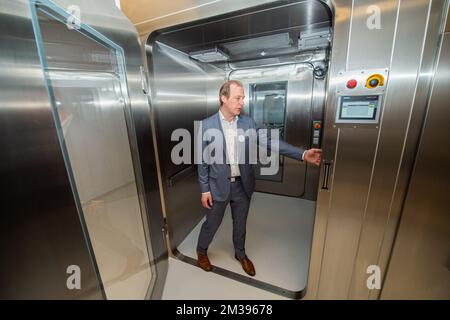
[{"left": 336, "top": 95, "right": 381, "bottom": 123}]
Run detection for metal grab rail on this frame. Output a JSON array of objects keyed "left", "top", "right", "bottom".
[{"left": 167, "top": 164, "right": 197, "bottom": 187}]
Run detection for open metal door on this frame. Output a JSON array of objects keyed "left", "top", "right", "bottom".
[{"left": 26, "top": 0, "right": 168, "bottom": 299}]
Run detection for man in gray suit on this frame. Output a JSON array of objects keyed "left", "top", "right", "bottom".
[{"left": 197, "top": 80, "right": 321, "bottom": 276}]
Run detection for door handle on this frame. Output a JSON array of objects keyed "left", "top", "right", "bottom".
[{"left": 321, "top": 161, "right": 332, "bottom": 190}]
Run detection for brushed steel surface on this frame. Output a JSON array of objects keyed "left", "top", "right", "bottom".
[
  {"left": 3, "top": 0, "right": 446, "bottom": 300},
  {"left": 373, "top": 0, "right": 449, "bottom": 300},
  {"left": 335, "top": 68, "right": 389, "bottom": 96},
  {"left": 0, "top": 0, "right": 103, "bottom": 299},
  {"left": 317, "top": 127, "right": 378, "bottom": 298},
  {"left": 0, "top": 0, "right": 167, "bottom": 299},
  {"left": 146, "top": 41, "right": 225, "bottom": 251},
  {"left": 349, "top": 0, "right": 447, "bottom": 299},
  {"left": 447, "top": 5, "right": 450, "bottom": 32},
  {"left": 346, "top": 0, "right": 398, "bottom": 70},
  {"left": 39, "top": 0, "right": 159, "bottom": 299},
  {"left": 305, "top": 0, "right": 352, "bottom": 299},
  {"left": 381, "top": 31, "right": 450, "bottom": 300},
  {"left": 307, "top": 0, "right": 448, "bottom": 299}
]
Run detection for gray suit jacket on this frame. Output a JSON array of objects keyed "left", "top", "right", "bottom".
[{"left": 198, "top": 111, "right": 305, "bottom": 201}]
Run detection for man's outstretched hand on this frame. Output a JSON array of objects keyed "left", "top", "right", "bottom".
[{"left": 304, "top": 148, "right": 322, "bottom": 166}]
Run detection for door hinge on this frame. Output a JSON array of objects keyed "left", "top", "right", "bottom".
[
  {"left": 140, "top": 65, "right": 149, "bottom": 94},
  {"left": 162, "top": 218, "right": 169, "bottom": 237}
]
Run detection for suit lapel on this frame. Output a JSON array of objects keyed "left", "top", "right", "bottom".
[
  {"left": 237, "top": 115, "right": 245, "bottom": 131},
  {"left": 214, "top": 112, "right": 227, "bottom": 162},
  {"left": 237, "top": 115, "right": 247, "bottom": 166}
]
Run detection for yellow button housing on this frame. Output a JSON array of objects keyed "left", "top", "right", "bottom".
[{"left": 366, "top": 74, "right": 385, "bottom": 88}]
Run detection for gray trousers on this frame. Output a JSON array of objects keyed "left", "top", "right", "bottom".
[{"left": 197, "top": 179, "right": 251, "bottom": 259}]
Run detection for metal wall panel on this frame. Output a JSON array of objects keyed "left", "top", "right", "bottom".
[
  {"left": 381, "top": 31, "right": 450, "bottom": 300},
  {"left": 346, "top": 0, "right": 398, "bottom": 70},
  {"left": 349, "top": 0, "right": 445, "bottom": 299},
  {"left": 317, "top": 128, "right": 378, "bottom": 298},
  {"left": 373, "top": 0, "right": 448, "bottom": 300},
  {"left": 313, "top": 0, "right": 397, "bottom": 298},
  {"left": 307, "top": 0, "right": 447, "bottom": 299},
  {"left": 147, "top": 41, "right": 225, "bottom": 251},
  {"left": 305, "top": 0, "right": 351, "bottom": 299}
]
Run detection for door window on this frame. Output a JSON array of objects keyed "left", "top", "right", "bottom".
[{"left": 250, "top": 82, "right": 288, "bottom": 182}]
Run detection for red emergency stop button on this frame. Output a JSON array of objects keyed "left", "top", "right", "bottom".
[
  {"left": 314, "top": 123, "right": 321, "bottom": 129},
  {"left": 346, "top": 79, "right": 357, "bottom": 89}
]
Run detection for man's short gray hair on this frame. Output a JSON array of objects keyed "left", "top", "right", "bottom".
[{"left": 219, "top": 80, "right": 243, "bottom": 106}]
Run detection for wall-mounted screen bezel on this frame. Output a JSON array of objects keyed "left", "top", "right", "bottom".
[{"left": 335, "top": 94, "right": 382, "bottom": 124}]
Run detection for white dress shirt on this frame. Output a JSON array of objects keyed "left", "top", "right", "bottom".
[{"left": 219, "top": 109, "right": 241, "bottom": 177}]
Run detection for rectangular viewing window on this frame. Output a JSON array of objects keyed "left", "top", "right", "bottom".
[{"left": 250, "top": 82, "right": 288, "bottom": 182}]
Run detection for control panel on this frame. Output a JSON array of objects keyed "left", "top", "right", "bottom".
[
  {"left": 312, "top": 120, "right": 322, "bottom": 146},
  {"left": 335, "top": 68, "right": 389, "bottom": 124}
]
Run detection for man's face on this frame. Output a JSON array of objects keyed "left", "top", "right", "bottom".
[{"left": 221, "top": 84, "right": 245, "bottom": 116}]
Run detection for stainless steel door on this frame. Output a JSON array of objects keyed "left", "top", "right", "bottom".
[
  {"left": 146, "top": 41, "right": 225, "bottom": 252},
  {"left": 0, "top": 0, "right": 103, "bottom": 299},
  {"left": 26, "top": 0, "right": 167, "bottom": 299}
]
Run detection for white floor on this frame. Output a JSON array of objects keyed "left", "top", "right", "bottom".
[
  {"left": 162, "top": 257, "right": 289, "bottom": 300},
  {"left": 82, "top": 183, "right": 152, "bottom": 300},
  {"left": 173, "top": 192, "right": 316, "bottom": 296}
]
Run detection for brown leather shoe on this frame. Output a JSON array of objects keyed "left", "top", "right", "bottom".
[
  {"left": 197, "top": 252, "right": 212, "bottom": 272},
  {"left": 235, "top": 255, "right": 256, "bottom": 276}
]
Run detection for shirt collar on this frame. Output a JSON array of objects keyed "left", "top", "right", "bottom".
[{"left": 219, "top": 109, "right": 238, "bottom": 123}]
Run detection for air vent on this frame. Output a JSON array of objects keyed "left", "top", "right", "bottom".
[
  {"left": 189, "top": 48, "right": 229, "bottom": 63},
  {"left": 221, "top": 33, "right": 292, "bottom": 57},
  {"left": 298, "top": 27, "right": 331, "bottom": 51}
]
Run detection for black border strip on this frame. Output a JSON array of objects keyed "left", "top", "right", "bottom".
[{"left": 173, "top": 249, "right": 306, "bottom": 300}]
